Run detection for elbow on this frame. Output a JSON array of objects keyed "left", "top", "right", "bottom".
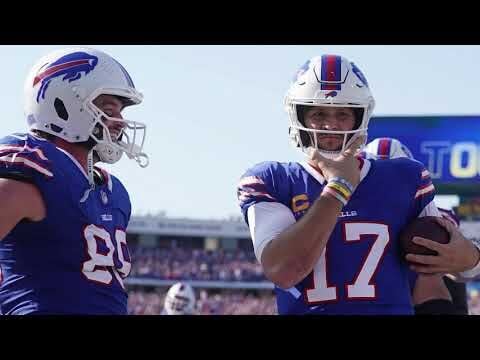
[
  {"left": 262, "top": 257, "right": 307, "bottom": 289},
  {"left": 265, "top": 270, "right": 297, "bottom": 289},
  {"left": 259, "top": 240, "right": 316, "bottom": 289}
]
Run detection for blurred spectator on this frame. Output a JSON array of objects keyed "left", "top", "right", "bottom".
[
  {"left": 468, "top": 282, "right": 480, "bottom": 315},
  {"left": 131, "top": 282, "right": 480, "bottom": 315},
  {"left": 127, "top": 245, "right": 275, "bottom": 314},
  {"left": 127, "top": 288, "right": 277, "bottom": 315},
  {"left": 128, "top": 289, "right": 165, "bottom": 315},
  {"left": 129, "top": 246, "right": 267, "bottom": 282}
]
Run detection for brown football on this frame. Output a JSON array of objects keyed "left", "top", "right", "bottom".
[{"left": 399, "top": 216, "right": 450, "bottom": 258}]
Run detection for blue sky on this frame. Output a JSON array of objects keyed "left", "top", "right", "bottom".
[{"left": 3, "top": 45, "right": 478, "bottom": 218}]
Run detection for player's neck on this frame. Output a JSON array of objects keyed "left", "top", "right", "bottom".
[
  {"left": 52, "top": 138, "right": 90, "bottom": 173},
  {"left": 307, "top": 157, "right": 363, "bottom": 175}
]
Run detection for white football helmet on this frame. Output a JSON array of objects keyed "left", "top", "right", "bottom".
[
  {"left": 365, "top": 137, "right": 414, "bottom": 160},
  {"left": 164, "top": 282, "right": 196, "bottom": 315},
  {"left": 285, "top": 55, "right": 375, "bottom": 159},
  {"left": 24, "top": 47, "right": 148, "bottom": 167}
]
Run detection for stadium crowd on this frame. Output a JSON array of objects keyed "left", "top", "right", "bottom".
[
  {"left": 127, "top": 289, "right": 277, "bottom": 315},
  {"left": 468, "top": 282, "right": 480, "bottom": 315},
  {"left": 127, "top": 245, "right": 480, "bottom": 315},
  {"left": 129, "top": 246, "right": 266, "bottom": 282}
]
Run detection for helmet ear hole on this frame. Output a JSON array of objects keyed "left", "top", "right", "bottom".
[
  {"left": 92, "top": 124, "right": 103, "bottom": 138},
  {"left": 50, "top": 124, "right": 63, "bottom": 133},
  {"left": 54, "top": 98, "right": 69, "bottom": 121}
]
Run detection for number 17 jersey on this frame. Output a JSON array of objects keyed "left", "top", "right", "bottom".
[{"left": 238, "top": 158, "right": 436, "bottom": 315}]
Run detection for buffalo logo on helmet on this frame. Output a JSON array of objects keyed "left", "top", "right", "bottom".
[
  {"left": 292, "top": 59, "right": 311, "bottom": 84},
  {"left": 351, "top": 62, "right": 369, "bottom": 88},
  {"left": 325, "top": 91, "right": 338, "bottom": 98},
  {"left": 33, "top": 51, "right": 98, "bottom": 102}
]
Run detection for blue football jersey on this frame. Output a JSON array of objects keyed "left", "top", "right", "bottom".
[
  {"left": 238, "top": 157, "right": 436, "bottom": 315},
  {"left": 0, "top": 133, "right": 132, "bottom": 315}
]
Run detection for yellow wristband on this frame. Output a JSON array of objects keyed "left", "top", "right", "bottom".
[{"left": 327, "top": 182, "right": 351, "bottom": 199}]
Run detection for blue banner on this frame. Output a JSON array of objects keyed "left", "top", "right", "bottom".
[{"left": 368, "top": 116, "right": 480, "bottom": 185}]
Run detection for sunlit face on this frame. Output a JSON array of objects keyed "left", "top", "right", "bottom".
[
  {"left": 93, "top": 94, "right": 125, "bottom": 140},
  {"left": 303, "top": 106, "right": 356, "bottom": 151}
]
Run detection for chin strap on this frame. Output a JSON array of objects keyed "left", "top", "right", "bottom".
[{"left": 80, "top": 150, "right": 95, "bottom": 203}]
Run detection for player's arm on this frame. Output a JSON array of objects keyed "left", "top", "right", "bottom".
[
  {"left": 0, "top": 178, "right": 45, "bottom": 241},
  {"left": 254, "top": 193, "right": 343, "bottom": 289},
  {"left": 253, "top": 137, "right": 364, "bottom": 289}
]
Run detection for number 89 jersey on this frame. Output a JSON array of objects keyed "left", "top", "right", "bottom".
[
  {"left": 0, "top": 133, "right": 132, "bottom": 315},
  {"left": 238, "top": 158, "right": 436, "bottom": 315}
]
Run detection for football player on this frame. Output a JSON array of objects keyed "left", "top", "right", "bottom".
[
  {"left": 0, "top": 48, "right": 148, "bottom": 314},
  {"left": 237, "top": 55, "right": 456, "bottom": 314},
  {"left": 163, "top": 282, "right": 196, "bottom": 315}
]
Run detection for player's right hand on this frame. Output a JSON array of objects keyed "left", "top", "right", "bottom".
[{"left": 309, "top": 135, "right": 365, "bottom": 189}]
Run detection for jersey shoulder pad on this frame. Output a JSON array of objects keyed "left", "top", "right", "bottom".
[
  {"left": 238, "top": 161, "right": 293, "bottom": 210},
  {"left": 0, "top": 132, "right": 54, "bottom": 181}
]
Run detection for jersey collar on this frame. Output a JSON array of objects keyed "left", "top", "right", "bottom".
[{"left": 299, "top": 157, "right": 371, "bottom": 185}]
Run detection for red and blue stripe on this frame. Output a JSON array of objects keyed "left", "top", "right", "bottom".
[
  {"left": 321, "top": 55, "right": 342, "bottom": 90},
  {"left": 377, "top": 138, "right": 392, "bottom": 159}
]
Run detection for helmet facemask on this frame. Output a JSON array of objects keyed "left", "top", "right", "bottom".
[
  {"left": 288, "top": 102, "right": 370, "bottom": 159},
  {"left": 165, "top": 294, "right": 194, "bottom": 315},
  {"left": 85, "top": 88, "right": 149, "bottom": 168}
]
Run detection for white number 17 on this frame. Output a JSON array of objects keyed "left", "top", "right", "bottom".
[{"left": 305, "top": 222, "right": 390, "bottom": 303}]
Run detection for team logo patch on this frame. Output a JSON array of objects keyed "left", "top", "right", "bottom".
[{"left": 291, "top": 194, "right": 309, "bottom": 213}]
